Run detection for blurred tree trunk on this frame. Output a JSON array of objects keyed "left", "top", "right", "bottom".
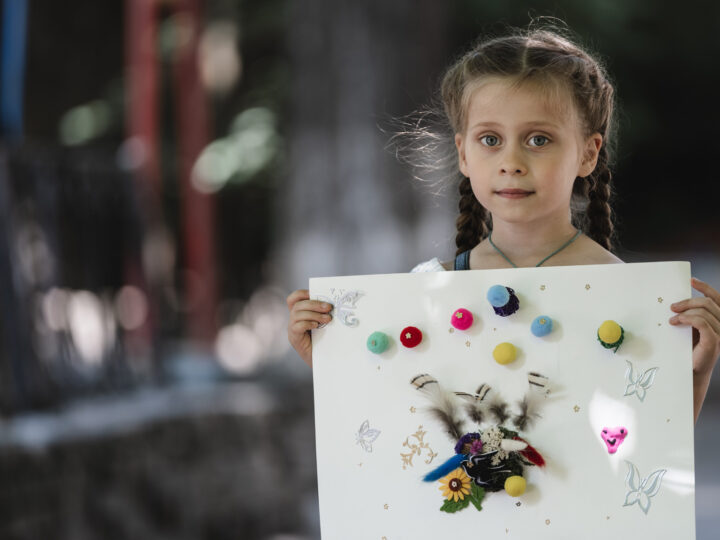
[{"left": 276, "top": 0, "right": 451, "bottom": 287}]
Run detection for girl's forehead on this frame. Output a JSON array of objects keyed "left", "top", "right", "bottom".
[{"left": 464, "top": 77, "right": 577, "bottom": 129}]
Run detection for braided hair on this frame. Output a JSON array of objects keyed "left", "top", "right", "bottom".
[{"left": 440, "top": 27, "right": 618, "bottom": 255}]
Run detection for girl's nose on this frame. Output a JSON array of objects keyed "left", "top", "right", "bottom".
[
  {"left": 499, "top": 147, "right": 527, "bottom": 175},
  {"left": 500, "top": 165, "right": 526, "bottom": 175}
]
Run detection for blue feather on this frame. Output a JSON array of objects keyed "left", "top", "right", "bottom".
[{"left": 422, "top": 454, "right": 467, "bottom": 482}]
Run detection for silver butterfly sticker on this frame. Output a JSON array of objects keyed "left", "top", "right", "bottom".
[
  {"left": 623, "top": 461, "right": 666, "bottom": 514},
  {"left": 624, "top": 360, "right": 658, "bottom": 402},
  {"left": 317, "top": 288, "right": 364, "bottom": 327},
  {"left": 356, "top": 420, "right": 381, "bottom": 452}
]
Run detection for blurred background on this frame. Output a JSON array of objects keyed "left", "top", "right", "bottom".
[{"left": 0, "top": 0, "right": 718, "bottom": 538}]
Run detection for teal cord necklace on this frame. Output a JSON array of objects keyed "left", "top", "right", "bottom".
[{"left": 488, "top": 229, "right": 582, "bottom": 268}]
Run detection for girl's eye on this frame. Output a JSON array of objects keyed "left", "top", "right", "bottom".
[
  {"left": 480, "top": 135, "right": 500, "bottom": 147},
  {"left": 529, "top": 135, "right": 549, "bottom": 147}
]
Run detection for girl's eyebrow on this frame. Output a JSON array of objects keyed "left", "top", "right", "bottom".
[{"left": 469, "top": 120, "right": 560, "bottom": 130}]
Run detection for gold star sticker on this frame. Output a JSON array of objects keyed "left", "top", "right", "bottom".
[
  {"left": 606, "top": 516, "right": 610, "bottom": 520},
  {"left": 658, "top": 323, "right": 662, "bottom": 326},
  {"left": 667, "top": 418, "right": 671, "bottom": 423},
  {"left": 358, "top": 463, "right": 362, "bottom": 467},
  {"left": 540, "top": 285, "right": 546, "bottom": 291},
  {"left": 456, "top": 312, "right": 463, "bottom": 318},
  {"left": 585, "top": 284, "right": 591, "bottom": 290},
  {"left": 383, "top": 504, "right": 389, "bottom": 510},
  {"left": 448, "top": 328, "right": 454, "bottom": 333},
  {"left": 405, "top": 332, "right": 412, "bottom": 339},
  {"left": 545, "top": 519, "right": 551, "bottom": 525},
  {"left": 410, "top": 406, "right": 416, "bottom": 413},
  {"left": 493, "top": 327, "right": 497, "bottom": 331},
  {"left": 658, "top": 297, "right": 663, "bottom": 303},
  {"left": 377, "top": 366, "right": 381, "bottom": 370},
  {"left": 465, "top": 341, "right": 471, "bottom": 347},
  {"left": 573, "top": 405, "right": 580, "bottom": 413}
]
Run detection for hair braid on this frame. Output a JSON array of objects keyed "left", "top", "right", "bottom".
[
  {"left": 455, "top": 176, "right": 489, "bottom": 256},
  {"left": 584, "top": 145, "right": 615, "bottom": 251}
]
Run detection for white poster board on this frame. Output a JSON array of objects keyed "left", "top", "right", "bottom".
[{"left": 310, "top": 262, "right": 695, "bottom": 539}]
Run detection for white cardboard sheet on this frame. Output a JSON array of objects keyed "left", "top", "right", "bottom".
[{"left": 310, "top": 262, "right": 694, "bottom": 539}]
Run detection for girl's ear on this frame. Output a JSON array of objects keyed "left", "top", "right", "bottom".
[
  {"left": 455, "top": 133, "right": 468, "bottom": 177},
  {"left": 578, "top": 133, "right": 603, "bottom": 177}
]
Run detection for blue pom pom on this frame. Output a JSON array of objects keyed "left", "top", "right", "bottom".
[
  {"left": 531, "top": 315, "right": 553, "bottom": 337},
  {"left": 487, "top": 285, "right": 510, "bottom": 307}
]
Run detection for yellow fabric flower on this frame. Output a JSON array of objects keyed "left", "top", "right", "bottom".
[{"left": 438, "top": 468, "right": 472, "bottom": 502}]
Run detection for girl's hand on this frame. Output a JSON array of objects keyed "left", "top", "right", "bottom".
[
  {"left": 286, "top": 289, "right": 333, "bottom": 367},
  {"left": 670, "top": 277, "right": 720, "bottom": 376},
  {"left": 670, "top": 277, "right": 720, "bottom": 422}
]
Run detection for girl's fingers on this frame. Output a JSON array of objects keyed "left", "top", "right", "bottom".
[
  {"left": 691, "top": 277, "right": 720, "bottom": 305},
  {"left": 671, "top": 296, "right": 720, "bottom": 323},
  {"left": 292, "top": 299, "right": 333, "bottom": 314},
  {"left": 291, "top": 309, "right": 333, "bottom": 326},
  {"left": 290, "top": 319, "right": 320, "bottom": 336},
  {"left": 286, "top": 289, "right": 310, "bottom": 309},
  {"left": 669, "top": 311, "right": 720, "bottom": 368},
  {"left": 670, "top": 308, "right": 720, "bottom": 337}
]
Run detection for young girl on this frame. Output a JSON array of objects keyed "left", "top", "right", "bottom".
[{"left": 286, "top": 27, "right": 720, "bottom": 423}]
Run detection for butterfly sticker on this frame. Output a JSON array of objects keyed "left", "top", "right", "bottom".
[
  {"left": 624, "top": 360, "right": 658, "bottom": 402},
  {"left": 316, "top": 289, "right": 364, "bottom": 327},
  {"left": 356, "top": 420, "right": 381, "bottom": 452},
  {"left": 623, "top": 461, "right": 666, "bottom": 515}
]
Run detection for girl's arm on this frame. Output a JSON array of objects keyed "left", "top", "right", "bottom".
[{"left": 669, "top": 277, "right": 720, "bottom": 423}]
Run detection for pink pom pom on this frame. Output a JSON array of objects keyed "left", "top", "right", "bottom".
[{"left": 450, "top": 308, "right": 474, "bottom": 331}]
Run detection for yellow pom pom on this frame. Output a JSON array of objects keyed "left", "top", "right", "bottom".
[
  {"left": 493, "top": 342, "right": 517, "bottom": 365},
  {"left": 504, "top": 475, "right": 526, "bottom": 497},
  {"left": 598, "top": 320, "right": 622, "bottom": 344}
]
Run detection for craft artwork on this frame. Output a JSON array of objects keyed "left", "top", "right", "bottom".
[
  {"left": 531, "top": 315, "right": 553, "bottom": 337},
  {"left": 316, "top": 288, "right": 364, "bottom": 327},
  {"left": 367, "top": 331, "right": 390, "bottom": 354},
  {"left": 623, "top": 462, "right": 667, "bottom": 515},
  {"left": 356, "top": 420, "right": 381, "bottom": 452},
  {"left": 486, "top": 285, "right": 520, "bottom": 316},
  {"left": 450, "top": 308, "right": 474, "bottom": 331},
  {"left": 310, "top": 262, "right": 694, "bottom": 539},
  {"left": 624, "top": 360, "right": 658, "bottom": 402},
  {"left": 597, "top": 319, "right": 624, "bottom": 352},
  {"left": 411, "top": 372, "right": 548, "bottom": 513},
  {"left": 400, "top": 326, "right": 423, "bottom": 348},
  {"left": 601, "top": 427, "right": 628, "bottom": 454},
  {"left": 493, "top": 342, "right": 517, "bottom": 365}
]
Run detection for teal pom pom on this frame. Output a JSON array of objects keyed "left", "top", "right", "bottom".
[
  {"left": 366, "top": 331, "right": 389, "bottom": 354},
  {"left": 487, "top": 285, "right": 510, "bottom": 307},
  {"left": 531, "top": 315, "right": 553, "bottom": 337}
]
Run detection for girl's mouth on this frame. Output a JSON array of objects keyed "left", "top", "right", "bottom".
[{"left": 495, "top": 189, "right": 534, "bottom": 199}]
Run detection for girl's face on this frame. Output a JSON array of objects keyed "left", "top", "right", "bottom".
[{"left": 454, "top": 78, "right": 602, "bottom": 228}]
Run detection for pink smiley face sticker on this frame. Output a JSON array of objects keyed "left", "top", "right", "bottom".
[{"left": 601, "top": 426, "right": 628, "bottom": 454}]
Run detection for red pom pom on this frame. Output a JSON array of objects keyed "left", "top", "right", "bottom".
[
  {"left": 400, "top": 326, "right": 422, "bottom": 348},
  {"left": 514, "top": 436, "right": 545, "bottom": 467}
]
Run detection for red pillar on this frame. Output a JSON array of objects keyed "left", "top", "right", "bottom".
[
  {"left": 124, "top": 0, "right": 161, "bottom": 359},
  {"left": 172, "top": 0, "right": 218, "bottom": 344}
]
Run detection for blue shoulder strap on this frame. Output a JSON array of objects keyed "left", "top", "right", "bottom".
[{"left": 453, "top": 250, "right": 471, "bottom": 271}]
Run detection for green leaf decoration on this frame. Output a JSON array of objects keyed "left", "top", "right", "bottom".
[
  {"left": 468, "top": 484, "right": 486, "bottom": 512},
  {"left": 439, "top": 496, "right": 471, "bottom": 513}
]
